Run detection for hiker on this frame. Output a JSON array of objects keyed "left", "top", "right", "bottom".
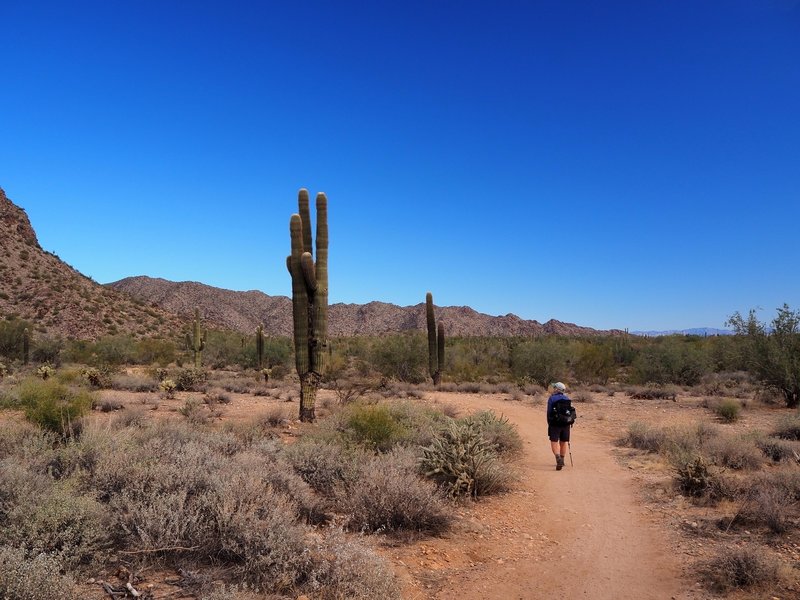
[{"left": 547, "top": 381, "right": 576, "bottom": 470}]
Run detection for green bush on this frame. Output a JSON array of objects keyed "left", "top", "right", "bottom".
[
  {"left": 713, "top": 398, "right": 741, "bottom": 423},
  {"left": 18, "top": 378, "right": 93, "bottom": 435},
  {"left": 728, "top": 305, "right": 800, "bottom": 408},
  {"left": 510, "top": 338, "right": 568, "bottom": 387},
  {"left": 369, "top": 333, "right": 427, "bottom": 383},
  {"left": 340, "top": 403, "right": 411, "bottom": 452}
]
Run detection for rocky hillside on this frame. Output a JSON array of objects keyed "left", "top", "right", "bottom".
[
  {"left": 109, "top": 276, "right": 620, "bottom": 337},
  {"left": 2, "top": 186, "right": 618, "bottom": 340},
  {"left": 0, "top": 188, "right": 185, "bottom": 339}
]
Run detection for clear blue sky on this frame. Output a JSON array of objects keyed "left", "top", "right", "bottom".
[{"left": 1, "top": 1, "right": 798, "bottom": 331}]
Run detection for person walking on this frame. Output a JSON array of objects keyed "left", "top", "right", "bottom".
[{"left": 546, "top": 382, "right": 575, "bottom": 470}]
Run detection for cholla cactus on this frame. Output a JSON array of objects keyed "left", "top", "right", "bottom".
[
  {"left": 159, "top": 378, "right": 177, "bottom": 399},
  {"left": 0, "top": 362, "right": 7, "bottom": 378},
  {"left": 286, "top": 189, "right": 328, "bottom": 422},
  {"left": 37, "top": 365, "right": 55, "bottom": 380}
]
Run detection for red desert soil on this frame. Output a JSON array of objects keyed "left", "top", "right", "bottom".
[{"left": 381, "top": 392, "right": 696, "bottom": 600}]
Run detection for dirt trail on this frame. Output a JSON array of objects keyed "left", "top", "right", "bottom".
[{"left": 385, "top": 394, "right": 695, "bottom": 600}]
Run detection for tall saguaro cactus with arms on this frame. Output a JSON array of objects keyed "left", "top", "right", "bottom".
[
  {"left": 287, "top": 189, "right": 328, "bottom": 422},
  {"left": 426, "top": 292, "right": 445, "bottom": 386}
]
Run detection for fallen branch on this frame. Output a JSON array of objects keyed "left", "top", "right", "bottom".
[{"left": 118, "top": 545, "right": 200, "bottom": 555}]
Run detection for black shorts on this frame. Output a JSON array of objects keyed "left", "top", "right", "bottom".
[{"left": 548, "top": 424, "right": 570, "bottom": 442}]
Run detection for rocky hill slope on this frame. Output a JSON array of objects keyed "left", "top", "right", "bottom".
[
  {"left": 109, "top": 276, "right": 620, "bottom": 337},
  {"left": 2, "top": 186, "right": 617, "bottom": 339},
  {"left": 0, "top": 188, "right": 185, "bottom": 339}
]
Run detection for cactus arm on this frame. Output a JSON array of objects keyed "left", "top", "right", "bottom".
[
  {"left": 301, "top": 252, "right": 317, "bottom": 292},
  {"left": 314, "top": 192, "right": 329, "bottom": 361},
  {"left": 289, "top": 213, "right": 310, "bottom": 376},
  {"left": 298, "top": 188, "right": 313, "bottom": 257}
]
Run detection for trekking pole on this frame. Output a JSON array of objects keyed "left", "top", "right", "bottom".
[{"left": 568, "top": 441, "right": 573, "bottom": 467}]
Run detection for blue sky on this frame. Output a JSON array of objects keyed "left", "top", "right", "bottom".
[{"left": 1, "top": 1, "right": 798, "bottom": 331}]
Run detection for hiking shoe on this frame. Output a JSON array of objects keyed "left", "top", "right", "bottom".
[{"left": 556, "top": 455, "right": 564, "bottom": 470}]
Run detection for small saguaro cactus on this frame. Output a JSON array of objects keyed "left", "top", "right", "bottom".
[
  {"left": 426, "top": 292, "right": 445, "bottom": 386},
  {"left": 286, "top": 189, "right": 328, "bottom": 422},
  {"left": 185, "top": 308, "right": 206, "bottom": 368},
  {"left": 22, "top": 327, "right": 30, "bottom": 365},
  {"left": 256, "top": 323, "right": 265, "bottom": 369}
]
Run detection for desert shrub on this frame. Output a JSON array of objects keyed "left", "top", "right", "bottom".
[
  {"left": 509, "top": 338, "right": 568, "bottom": 387},
  {"left": 739, "top": 485, "right": 794, "bottom": 534},
  {"left": 755, "top": 436, "right": 796, "bottom": 462},
  {"left": 661, "top": 423, "right": 719, "bottom": 466},
  {"left": 1, "top": 482, "right": 112, "bottom": 570},
  {"left": 159, "top": 378, "right": 177, "bottom": 398},
  {"left": 630, "top": 337, "right": 707, "bottom": 386},
  {"left": 462, "top": 410, "right": 523, "bottom": 456},
  {"left": 628, "top": 385, "right": 677, "bottom": 400},
  {"left": 620, "top": 421, "right": 665, "bottom": 453},
  {"left": 337, "top": 449, "right": 451, "bottom": 534},
  {"left": 573, "top": 342, "right": 616, "bottom": 384},
  {"left": 110, "top": 373, "right": 159, "bottom": 392},
  {"left": 0, "top": 545, "right": 76, "bottom": 600},
  {"left": 204, "top": 388, "right": 232, "bottom": 404},
  {"left": 369, "top": 333, "right": 427, "bottom": 383},
  {"left": 703, "top": 434, "right": 764, "bottom": 470},
  {"left": 175, "top": 367, "right": 208, "bottom": 391},
  {"left": 260, "top": 405, "right": 289, "bottom": 428},
  {"left": 702, "top": 545, "right": 779, "bottom": 592},
  {"left": 339, "top": 403, "right": 409, "bottom": 451},
  {"left": 728, "top": 305, "right": 800, "bottom": 408},
  {"left": 713, "top": 398, "right": 741, "bottom": 422},
  {"left": 302, "top": 531, "right": 401, "bottom": 599},
  {"left": 18, "top": 378, "right": 93, "bottom": 435},
  {"left": 179, "top": 398, "right": 214, "bottom": 424},
  {"left": 773, "top": 414, "right": 800, "bottom": 440},
  {"left": 285, "top": 438, "right": 365, "bottom": 497},
  {"left": 328, "top": 401, "right": 445, "bottom": 452},
  {"left": 420, "top": 419, "right": 514, "bottom": 498}
]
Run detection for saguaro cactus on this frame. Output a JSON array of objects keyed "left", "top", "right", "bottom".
[
  {"left": 287, "top": 189, "right": 328, "bottom": 422},
  {"left": 256, "top": 324, "right": 264, "bottom": 369},
  {"left": 185, "top": 308, "right": 206, "bottom": 368},
  {"left": 22, "top": 327, "right": 30, "bottom": 365},
  {"left": 426, "top": 292, "right": 445, "bottom": 386}
]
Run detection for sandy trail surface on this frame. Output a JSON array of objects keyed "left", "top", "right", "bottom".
[{"left": 384, "top": 393, "right": 695, "bottom": 600}]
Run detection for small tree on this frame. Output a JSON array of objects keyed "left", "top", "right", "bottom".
[{"left": 727, "top": 304, "right": 800, "bottom": 408}]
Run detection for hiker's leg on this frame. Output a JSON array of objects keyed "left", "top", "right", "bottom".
[
  {"left": 559, "top": 441, "right": 568, "bottom": 456},
  {"left": 550, "top": 441, "right": 560, "bottom": 456}
]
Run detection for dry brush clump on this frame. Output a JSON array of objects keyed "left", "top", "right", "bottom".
[
  {"left": 701, "top": 545, "right": 780, "bottom": 593},
  {"left": 0, "top": 418, "right": 400, "bottom": 598},
  {"left": 0, "top": 545, "right": 77, "bottom": 600},
  {"left": 336, "top": 448, "right": 451, "bottom": 534}
]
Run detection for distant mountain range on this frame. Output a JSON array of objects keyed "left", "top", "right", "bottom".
[
  {"left": 108, "top": 276, "right": 623, "bottom": 338},
  {"left": 1, "top": 186, "right": 621, "bottom": 340},
  {"left": 631, "top": 328, "right": 733, "bottom": 337}
]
